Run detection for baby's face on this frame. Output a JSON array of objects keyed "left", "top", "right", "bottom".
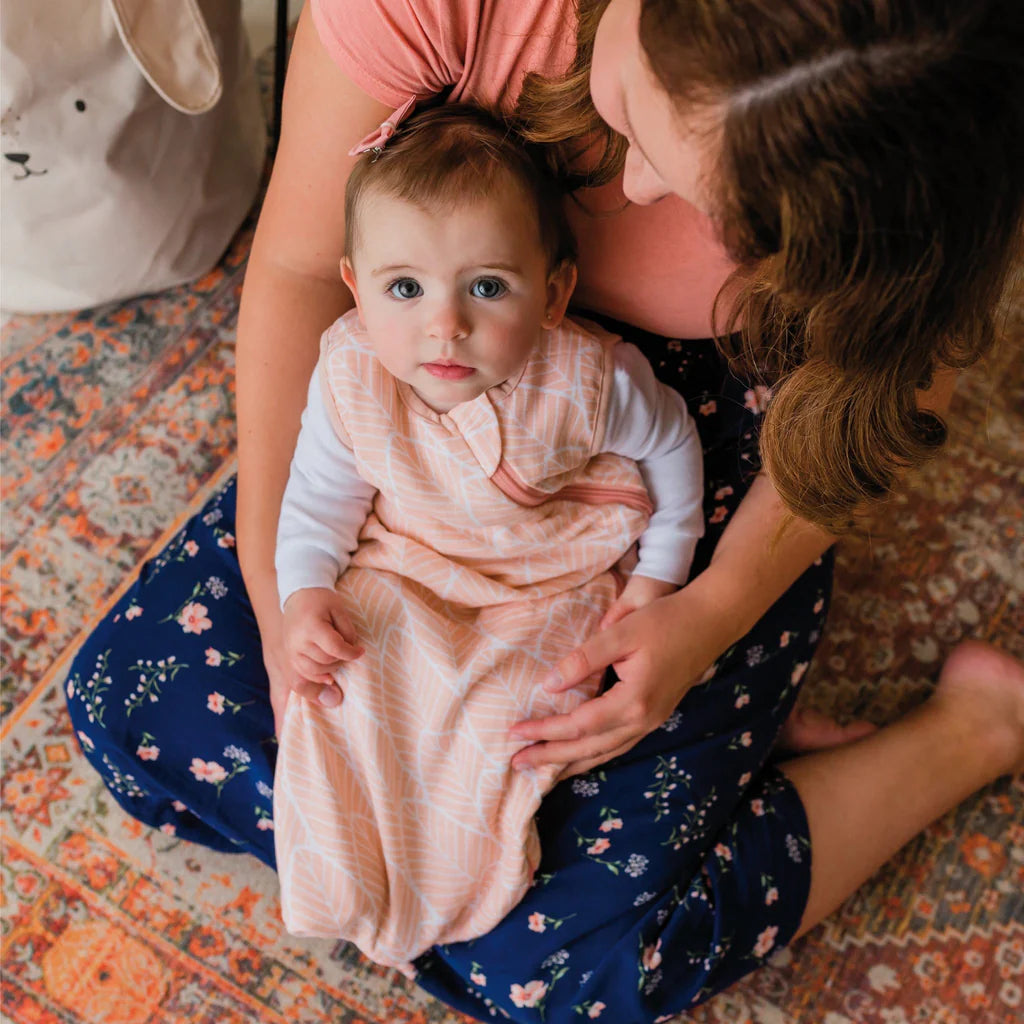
[{"left": 343, "top": 188, "right": 573, "bottom": 413}]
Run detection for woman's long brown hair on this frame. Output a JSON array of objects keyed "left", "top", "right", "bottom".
[
  {"left": 516, "top": 0, "right": 1024, "bottom": 534},
  {"left": 515, "top": 0, "right": 624, "bottom": 188}
]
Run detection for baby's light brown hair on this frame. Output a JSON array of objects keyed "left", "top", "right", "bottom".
[{"left": 344, "top": 103, "right": 577, "bottom": 272}]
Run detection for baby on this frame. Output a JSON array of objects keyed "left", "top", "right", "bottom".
[{"left": 273, "top": 104, "right": 704, "bottom": 971}]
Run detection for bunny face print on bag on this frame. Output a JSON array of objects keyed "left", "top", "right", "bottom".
[{"left": 0, "top": 0, "right": 265, "bottom": 312}]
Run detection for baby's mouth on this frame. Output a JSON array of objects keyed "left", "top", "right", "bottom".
[{"left": 423, "top": 361, "right": 475, "bottom": 380}]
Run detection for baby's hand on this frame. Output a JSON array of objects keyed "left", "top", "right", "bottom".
[
  {"left": 282, "top": 587, "right": 364, "bottom": 705},
  {"left": 600, "top": 575, "right": 679, "bottom": 630}
]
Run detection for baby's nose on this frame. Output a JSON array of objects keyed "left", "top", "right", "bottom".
[{"left": 427, "top": 300, "right": 470, "bottom": 341}]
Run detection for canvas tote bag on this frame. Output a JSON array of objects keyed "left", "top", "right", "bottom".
[{"left": 1, "top": 0, "right": 266, "bottom": 312}]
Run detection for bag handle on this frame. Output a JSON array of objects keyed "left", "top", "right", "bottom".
[{"left": 106, "top": 0, "right": 223, "bottom": 115}]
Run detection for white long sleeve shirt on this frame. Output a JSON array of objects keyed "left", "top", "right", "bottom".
[{"left": 276, "top": 342, "right": 704, "bottom": 607}]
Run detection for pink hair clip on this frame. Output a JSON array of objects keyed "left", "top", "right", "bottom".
[{"left": 348, "top": 97, "right": 417, "bottom": 159}]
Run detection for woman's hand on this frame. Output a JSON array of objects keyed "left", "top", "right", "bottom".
[
  {"left": 258, "top": 602, "right": 300, "bottom": 738},
  {"left": 509, "top": 577, "right": 734, "bottom": 777},
  {"left": 599, "top": 574, "right": 678, "bottom": 630}
]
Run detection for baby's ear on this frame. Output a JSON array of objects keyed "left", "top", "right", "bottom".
[
  {"left": 543, "top": 260, "right": 577, "bottom": 329},
  {"left": 340, "top": 259, "right": 362, "bottom": 312},
  {"left": 340, "top": 258, "right": 356, "bottom": 291}
]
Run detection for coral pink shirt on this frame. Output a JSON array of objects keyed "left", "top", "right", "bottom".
[{"left": 311, "top": 0, "right": 736, "bottom": 339}]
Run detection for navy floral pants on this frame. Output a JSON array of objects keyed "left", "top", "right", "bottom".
[{"left": 66, "top": 327, "right": 832, "bottom": 1023}]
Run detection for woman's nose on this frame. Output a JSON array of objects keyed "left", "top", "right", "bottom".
[
  {"left": 621, "top": 145, "right": 670, "bottom": 206},
  {"left": 427, "top": 299, "right": 470, "bottom": 341}
]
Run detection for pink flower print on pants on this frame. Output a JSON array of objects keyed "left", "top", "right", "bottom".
[
  {"left": 178, "top": 602, "right": 211, "bottom": 634},
  {"left": 753, "top": 925, "right": 778, "bottom": 958},
  {"left": 510, "top": 980, "right": 548, "bottom": 1008}
]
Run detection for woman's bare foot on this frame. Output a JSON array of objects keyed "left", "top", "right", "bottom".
[
  {"left": 777, "top": 705, "right": 877, "bottom": 753},
  {"left": 932, "top": 639, "right": 1024, "bottom": 775}
]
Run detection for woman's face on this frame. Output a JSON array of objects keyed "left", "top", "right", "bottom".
[{"left": 590, "top": 0, "right": 719, "bottom": 212}]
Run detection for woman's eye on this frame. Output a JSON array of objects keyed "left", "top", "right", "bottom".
[
  {"left": 388, "top": 279, "right": 422, "bottom": 299},
  {"left": 470, "top": 277, "right": 507, "bottom": 300}
]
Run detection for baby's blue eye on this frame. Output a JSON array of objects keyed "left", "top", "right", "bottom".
[
  {"left": 471, "top": 277, "right": 507, "bottom": 299},
  {"left": 388, "top": 278, "right": 422, "bottom": 299}
]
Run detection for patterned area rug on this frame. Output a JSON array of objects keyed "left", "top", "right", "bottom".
[{"left": 2, "top": 80, "right": 1022, "bottom": 1024}]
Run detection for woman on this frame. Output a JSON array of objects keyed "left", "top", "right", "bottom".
[{"left": 66, "top": 0, "right": 1024, "bottom": 1019}]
